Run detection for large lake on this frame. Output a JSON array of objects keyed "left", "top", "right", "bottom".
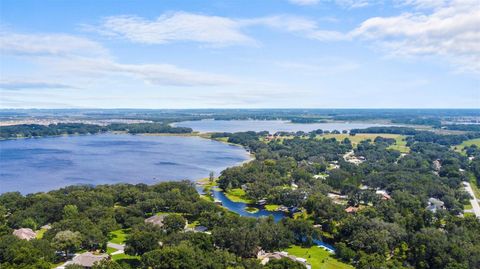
[
  {"left": 172, "top": 119, "right": 395, "bottom": 133},
  {"left": 0, "top": 134, "right": 250, "bottom": 194}
]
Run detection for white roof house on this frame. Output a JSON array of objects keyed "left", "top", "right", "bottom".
[
  {"left": 13, "top": 228, "right": 36, "bottom": 240},
  {"left": 426, "top": 197, "right": 445, "bottom": 213}
]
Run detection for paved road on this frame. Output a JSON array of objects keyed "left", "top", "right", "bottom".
[
  {"left": 107, "top": 242, "right": 125, "bottom": 255},
  {"left": 463, "top": 181, "right": 480, "bottom": 218}
]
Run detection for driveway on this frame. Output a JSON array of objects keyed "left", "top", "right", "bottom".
[{"left": 108, "top": 242, "right": 125, "bottom": 255}]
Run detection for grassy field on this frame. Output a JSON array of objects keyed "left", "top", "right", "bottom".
[
  {"left": 464, "top": 203, "right": 473, "bottom": 210},
  {"left": 265, "top": 204, "right": 280, "bottom": 211},
  {"left": 109, "top": 229, "right": 129, "bottom": 245},
  {"left": 452, "top": 138, "right": 480, "bottom": 154},
  {"left": 286, "top": 245, "right": 353, "bottom": 269},
  {"left": 112, "top": 253, "right": 141, "bottom": 268},
  {"left": 107, "top": 247, "right": 118, "bottom": 254},
  {"left": 469, "top": 173, "right": 480, "bottom": 199},
  {"left": 187, "top": 220, "right": 200, "bottom": 228},
  {"left": 319, "top": 133, "right": 409, "bottom": 153},
  {"left": 245, "top": 206, "right": 259, "bottom": 213},
  {"left": 36, "top": 227, "right": 48, "bottom": 239},
  {"left": 225, "top": 188, "right": 253, "bottom": 203}
]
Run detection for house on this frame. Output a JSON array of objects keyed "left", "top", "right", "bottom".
[
  {"left": 194, "top": 226, "right": 208, "bottom": 233},
  {"left": 327, "top": 192, "right": 348, "bottom": 204},
  {"left": 71, "top": 252, "right": 108, "bottom": 268},
  {"left": 257, "top": 250, "right": 311, "bottom": 269},
  {"left": 40, "top": 224, "right": 52, "bottom": 230},
  {"left": 13, "top": 228, "right": 36, "bottom": 240},
  {"left": 145, "top": 214, "right": 168, "bottom": 227},
  {"left": 313, "top": 174, "right": 326, "bottom": 180},
  {"left": 426, "top": 197, "right": 445, "bottom": 213},
  {"left": 432, "top": 159, "right": 442, "bottom": 172},
  {"left": 265, "top": 135, "right": 275, "bottom": 141},
  {"left": 375, "top": 190, "right": 391, "bottom": 200},
  {"left": 345, "top": 206, "right": 359, "bottom": 213}
]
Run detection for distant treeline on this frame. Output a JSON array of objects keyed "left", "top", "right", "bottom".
[
  {"left": 0, "top": 123, "right": 192, "bottom": 139},
  {"left": 443, "top": 124, "right": 480, "bottom": 132},
  {"left": 391, "top": 117, "right": 442, "bottom": 127},
  {"left": 289, "top": 118, "right": 327, "bottom": 124},
  {"left": 351, "top": 126, "right": 419, "bottom": 135},
  {"left": 351, "top": 126, "right": 480, "bottom": 146}
]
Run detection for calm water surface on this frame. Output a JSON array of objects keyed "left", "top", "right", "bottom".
[
  {"left": 172, "top": 119, "right": 395, "bottom": 133},
  {"left": 0, "top": 134, "right": 250, "bottom": 194}
]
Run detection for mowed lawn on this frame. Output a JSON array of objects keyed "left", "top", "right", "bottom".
[
  {"left": 225, "top": 188, "right": 253, "bottom": 203},
  {"left": 320, "top": 133, "right": 409, "bottom": 153},
  {"left": 452, "top": 138, "right": 480, "bottom": 154},
  {"left": 286, "top": 245, "right": 353, "bottom": 269},
  {"left": 109, "top": 229, "right": 129, "bottom": 244}
]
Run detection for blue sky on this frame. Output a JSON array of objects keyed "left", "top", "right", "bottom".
[{"left": 0, "top": 0, "right": 479, "bottom": 108}]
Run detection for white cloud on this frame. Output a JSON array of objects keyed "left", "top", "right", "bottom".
[
  {"left": 0, "top": 79, "right": 76, "bottom": 90},
  {"left": 0, "top": 30, "right": 242, "bottom": 87},
  {"left": 288, "top": 0, "right": 320, "bottom": 5},
  {"left": 87, "top": 12, "right": 349, "bottom": 46},
  {"left": 275, "top": 59, "right": 359, "bottom": 75},
  {"left": 89, "top": 12, "right": 255, "bottom": 46},
  {"left": 288, "top": 0, "right": 374, "bottom": 8},
  {"left": 242, "top": 15, "right": 349, "bottom": 41},
  {"left": 351, "top": 0, "right": 480, "bottom": 73},
  {"left": 0, "top": 31, "right": 108, "bottom": 57},
  {"left": 45, "top": 57, "right": 238, "bottom": 87}
]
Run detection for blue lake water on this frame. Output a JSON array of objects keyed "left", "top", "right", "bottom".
[
  {"left": 211, "top": 189, "right": 285, "bottom": 222},
  {"left": 0, "top": 134, "right": 250, "bottom": 194},
  {"left": 209, "top": 188, "right": 335, "bottom": 252},
  {"left": 172, "top": 119, "right": 395, "bottom": 133}
]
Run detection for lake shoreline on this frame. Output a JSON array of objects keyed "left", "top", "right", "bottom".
[{"left": 0, "top": 133, "right": 251, "bottom": 195}]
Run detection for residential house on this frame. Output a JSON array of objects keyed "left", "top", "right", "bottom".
[
  {"left": 13, "top": 228, "right": 36, "bottom": 240},
  {"left": 70, "top": 252, "right": 108, "bottom": 268},
  {"left": 426, "top": 197, "right": 445, "bottom": 213},
  {"left": 145, "top": 214, "right": 168, "bottom": 227}
]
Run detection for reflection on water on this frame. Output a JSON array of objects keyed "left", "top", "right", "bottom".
[{"left": 0, "top": 134, "right": 249, "bottom": 194}]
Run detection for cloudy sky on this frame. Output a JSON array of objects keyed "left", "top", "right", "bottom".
[{"left": 0, "top": 0, "right": 479, "bottom": 108}]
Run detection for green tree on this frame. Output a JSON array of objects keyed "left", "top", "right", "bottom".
[
  {"left": 52, "top": 230, "right": 82, "bottom": 258},
  {"left": 163, "top": 214, "right": 186, "bottom": 233},
  {"left": 92, "top": 260, "right": 123, "bottom": 269},
  {"left": 63, "top": 204, "right": 79, "bottom": 219},
  {"left": 265, "top": 258, "right": 306, "bottom": 269}
]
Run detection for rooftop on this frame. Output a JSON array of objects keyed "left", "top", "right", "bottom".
[
  {"left": 13, "top": 228, "right": 36, "bottom": 241},
  {"left": 71, "top": 252, "right": 108, "bottom": 268}
]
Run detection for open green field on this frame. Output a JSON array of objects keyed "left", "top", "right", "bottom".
[
  {"left": 320, "top": 133, "right": 409, "bottom": 153},
  {"left": 112, "top": 253, "right": 139, "bottom": 261},
  {"left": 225, "top": 188, "right": 253, "bottom": 203},
  {"left": 112, "top": 253, "right": 141, "bottom": 268},
  {"left": 265, "top": 204, "right": 280, "bottom": 211},
  {"left": 107, "top": 247, "right": 118, "bottom": 254},
  {"left": 109, "top": 229, "right": 129, "bottom": 245},
  {"left": 452, "top": 138, "right": 480, "bottom": 154},
  {"left": 36, "top": 227, "right": 48, "bottom": 239},
  {"left": 469, "top": 173, "right": 480, "bottom": 199},
  {"left": 286, "top": 245, "right": 353, "bottom": 269}
]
